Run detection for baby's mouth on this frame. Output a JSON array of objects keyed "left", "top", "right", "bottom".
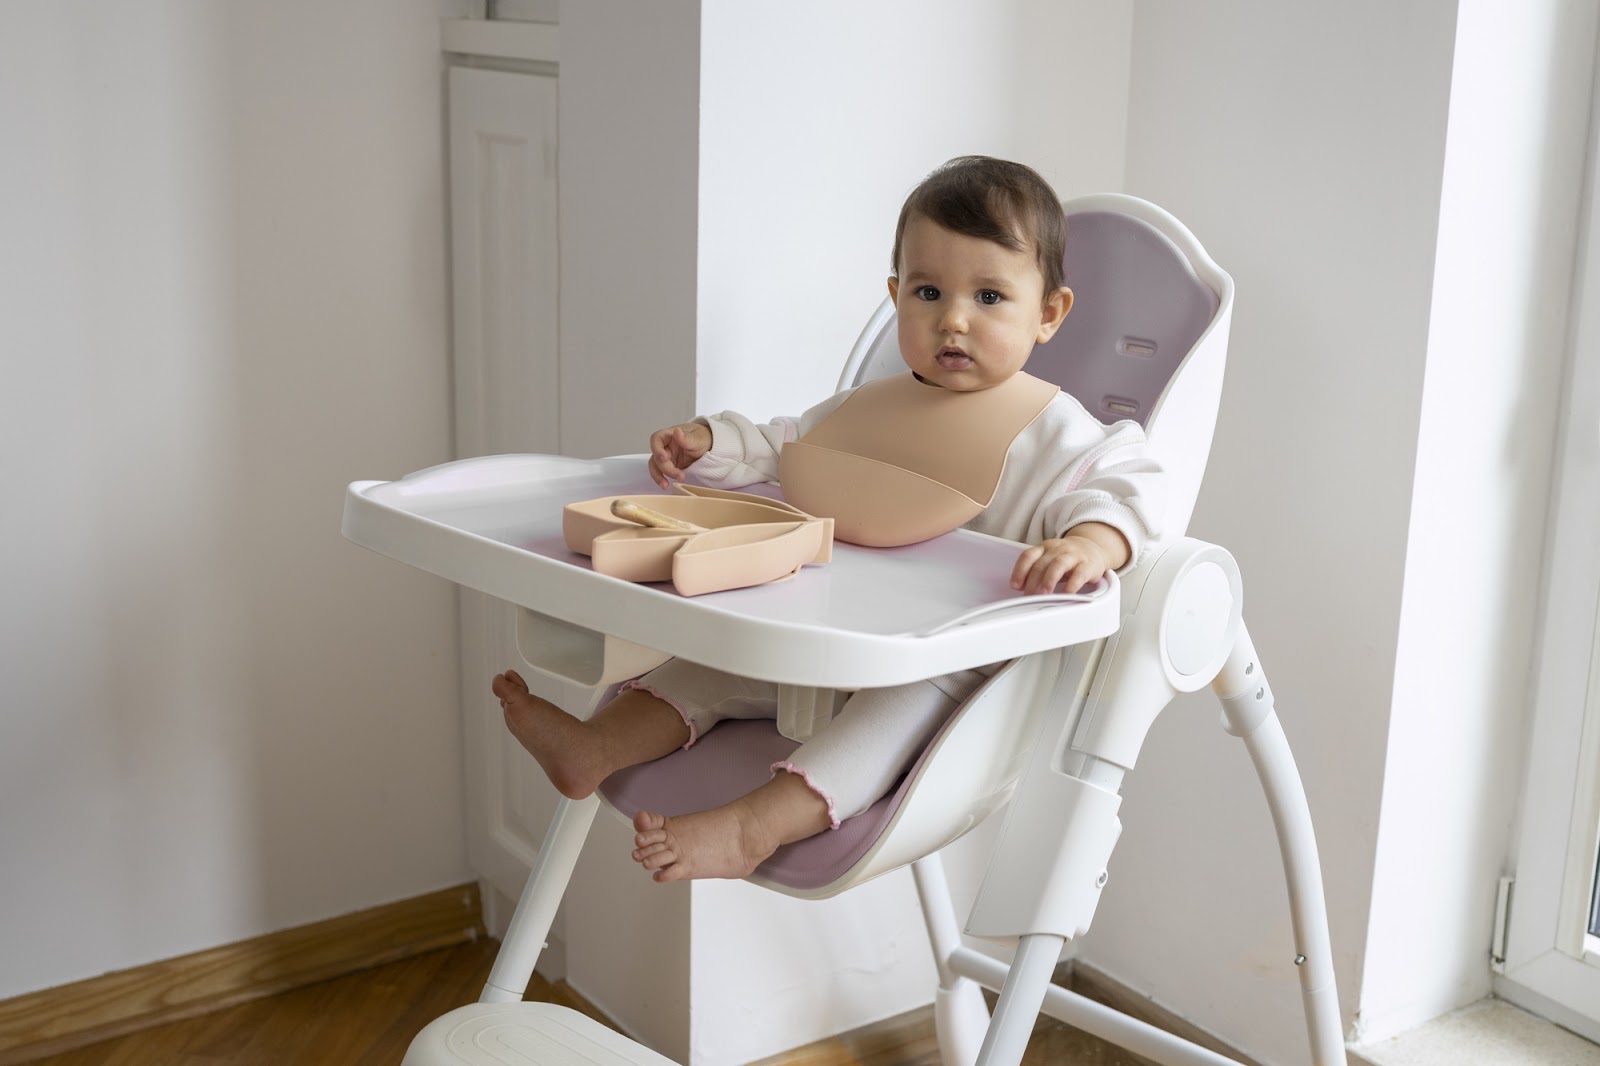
[{"left": 936, "top": 348, "right": 973, "bottom": 370}]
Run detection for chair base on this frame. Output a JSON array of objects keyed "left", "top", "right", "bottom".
[{"left": 402, "top": 1002, "right": 677, "bottom": 1066}]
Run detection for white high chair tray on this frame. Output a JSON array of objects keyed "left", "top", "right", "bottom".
[{"left": 343, "top": 454, "right": 1119, "bottom": 689}]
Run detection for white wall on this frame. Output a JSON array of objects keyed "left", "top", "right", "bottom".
[
  {"left": 0, "top": 1, "right": 471, "bottom": 999},
  {"left": 690, "top": 5, "right": 1136, "bottom": 1063},
  {"left": 1078, "top": 2, "right": 1593, "bottom": 1063},
  {"left": 550, "top": 3, "right": 1134, "bottom": 1061},
  {"left": 554, "top": 7, "right": 700, "bottom": 1057},
  {"left": 693, "top": 0, "right": 1131, "bottom": 423},
  {"left": 556, "top": 1, "right": 701, "bottom": 460},
  {"left": 1089, "top": 3, "right": 1453, "bottom": 1051},
  {"left": 556, "top": 0, "right": 1134, "bottom": 459},
  {"left": 1364, "top": 0, "right": 1595, "bottom": 1040}
]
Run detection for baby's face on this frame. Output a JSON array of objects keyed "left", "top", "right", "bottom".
[{"left": 889, "top": 215, "right": 1069, "bottom": 391}]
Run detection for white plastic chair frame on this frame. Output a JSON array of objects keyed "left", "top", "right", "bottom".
[{"left": 393, "top": 195, "right": 1345, "bottom": 1066}]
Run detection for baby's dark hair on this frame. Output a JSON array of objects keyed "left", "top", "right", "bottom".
[{"left": 891, "top": 155, "right": 1066, "bottom": 296}]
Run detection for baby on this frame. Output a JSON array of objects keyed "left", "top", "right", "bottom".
[{"left": 493, "top": 156, "right": 1164, "bottom": 882}]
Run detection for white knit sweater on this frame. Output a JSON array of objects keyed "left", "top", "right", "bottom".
[{"left": 691, "top": 380, "right": 1166, "bottom": 566}]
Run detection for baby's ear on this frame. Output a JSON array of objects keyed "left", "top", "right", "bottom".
[
  {"left": 1037, "top": 286, "right": 1073, "bottom": 343},
  {"left": 887, "top": 276, "right": 900, "bottom": 303}
]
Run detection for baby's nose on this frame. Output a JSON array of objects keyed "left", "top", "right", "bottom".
[{"left": 939, "top": 305, "right": 968, "bottom": 332}]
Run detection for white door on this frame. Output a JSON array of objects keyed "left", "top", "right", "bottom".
[
  {"left": 1498, "top": 42, "right": 1600, "bottom": 1039},
  {"left": 446, "top": 65, "right": 565, "bottom": 907}
]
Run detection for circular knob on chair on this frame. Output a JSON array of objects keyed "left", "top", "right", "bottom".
[{"left": 1164, "top": 560, "right": 1239, "bottom": 677}]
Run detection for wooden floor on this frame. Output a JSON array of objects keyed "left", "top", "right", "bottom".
[
  {"left": 754, "top": 1005, "right": 1152, "bottom": 1066},
  {"left": 17, "top": 939, "right": 502, "bottom": 1066},
  {"left": 17, "top": 940, "right": 1150, "bottom": 1066}
]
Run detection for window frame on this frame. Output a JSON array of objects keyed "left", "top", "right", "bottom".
[{"left": 1496, "top": 43, "right": 1600, "bottom": 1039}]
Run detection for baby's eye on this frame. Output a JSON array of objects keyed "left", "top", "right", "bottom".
[
  {"left": 977, "top": 290, "right": 1003, "bottom": 305},
  {"left": 914, "top": 285, "right": 941, "bottom": 301}
]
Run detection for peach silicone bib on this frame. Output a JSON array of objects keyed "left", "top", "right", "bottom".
[{"left": 778, "top": 371, "right": 1059, "bottom": 547}]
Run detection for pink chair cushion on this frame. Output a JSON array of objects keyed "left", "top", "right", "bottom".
[{"left": 599, "top": 713, "right": 947, "bottom": 890}]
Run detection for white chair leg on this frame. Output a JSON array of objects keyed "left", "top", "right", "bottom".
[
  {"left": 1215, "top": 625, "right": 1345, "bottom": 1065},
  {"left": 1238, "top": 712, "right": 1345, "bottom": 1064},
  {"left": 974, "top": 934, "right": 1064, "bottom": 1066},
  {"left": 934, "top": 981, "right": 994, "bottom": 1066},
  {"left": 912, "top": 854, "right": 992, "bottom": 1066},
  {"left": 479, "top": 794, "right": 600, "bottom": 1004}
]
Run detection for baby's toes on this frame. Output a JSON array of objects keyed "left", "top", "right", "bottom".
[
  {"left": 633, "top": 810, "right": 666, "bottom": 835},
  {"left": 631, "top": 840, "right": 669, "bottom": 862},
  {"left": 490, "top": 671, "right": 527, "bottom": 701},
  {"left": 639, "top": 847, "right": 677, "bottom": 872},
  {"left": 634, "top": 826, "right": 668, "bottom": 849}
]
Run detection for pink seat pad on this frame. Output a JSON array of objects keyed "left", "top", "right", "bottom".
[{"left": 598, "top": 718, "right": 923, "bottom": 891}]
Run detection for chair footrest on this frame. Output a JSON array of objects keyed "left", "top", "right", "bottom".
[{"left": 402, "top": 1002, "right": 678, "bottom": 1066}]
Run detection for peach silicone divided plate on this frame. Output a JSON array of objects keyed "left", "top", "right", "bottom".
[{"left": 562, "top": 483, "right": 833, "bottom": 596}]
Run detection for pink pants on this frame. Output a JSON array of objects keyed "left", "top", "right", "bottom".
[{"left": 622, "top": 658, "right": 995, "bottom": 827}]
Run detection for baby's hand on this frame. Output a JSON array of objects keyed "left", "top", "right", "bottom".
[
  {"left": 648, "top": 423, "right": 712, "bottom": 489},
  {"left": 1011, "top": 535, "right": 1113, "bottom": 596}
]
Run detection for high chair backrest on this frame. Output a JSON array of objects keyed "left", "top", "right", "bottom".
[{"left": 838, "top": 193, "right": 1234, "bottom": 540}]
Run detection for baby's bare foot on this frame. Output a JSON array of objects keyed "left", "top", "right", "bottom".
[
  {"left": 493, "top": 670, "right": 611, "bottom": 799},
  {"left": 630, "top": 774, "right": 833, "bottom": 883},
  {"left": 630, "top": 807, "right": 779, "bottom": 882}
]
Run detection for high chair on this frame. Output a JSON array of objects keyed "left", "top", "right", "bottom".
[{"left": 343, "top": 194, "right": 1346, "bottom": 1066}]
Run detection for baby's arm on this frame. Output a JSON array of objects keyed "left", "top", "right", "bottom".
[
  {"left": 645, "top": 390, "right": 856, "bottom": 491},
  {"left": 1011, "top": 522, "right": 1131, "bottom": 596},
  {"left": 644, "top": 413, "right": 788, "bottom": 490}
]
